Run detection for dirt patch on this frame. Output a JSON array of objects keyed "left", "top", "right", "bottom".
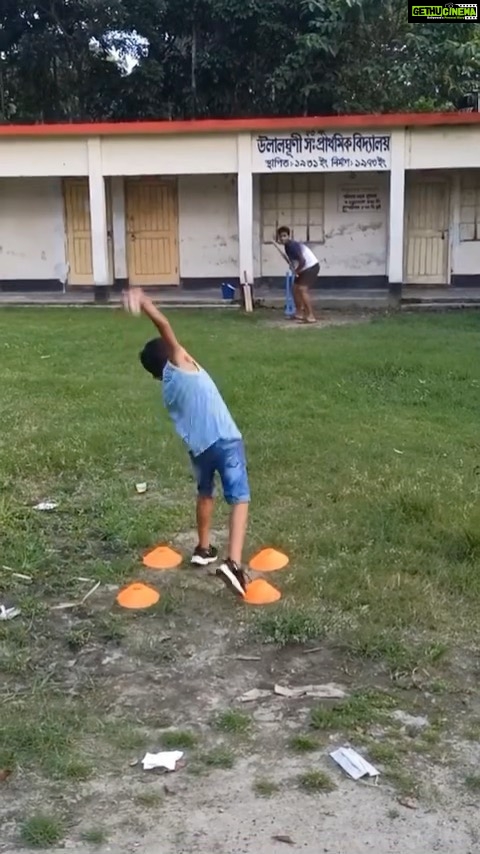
[
  {"left": 1, "top": 559, "right": 479, "bottom": 853},
  {"left": 11, "top": 763, "right": 477, "bottom": 854},
  {"left": 264, "top": 312, "right": 374, "bottom": 330}
]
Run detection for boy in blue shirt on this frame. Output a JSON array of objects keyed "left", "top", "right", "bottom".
[{"left": 123, "top": 288, "right": 249, "bottom": 598}]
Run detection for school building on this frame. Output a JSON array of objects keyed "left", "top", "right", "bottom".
[{"left": 1, "top": 113, "right": 480, "bottom": 300}]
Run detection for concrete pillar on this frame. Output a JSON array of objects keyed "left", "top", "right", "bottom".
[
  {"left": 237, "top": 134, "right": 254, "bottom": 285},
  {"left": 87, "top": 138, "right": 111, "bottom": 298},
  {"left": 111, "top": 176, "right": 128, "bottom": 283},
  {"left": 387, "top": 128, "right": 407, "bottom": 300},
  {"left": 450, "top": 172, "right": 461, "bottom": 285},
  {"left": 252, "top": 174, "right": 261, "bottom": 280}
]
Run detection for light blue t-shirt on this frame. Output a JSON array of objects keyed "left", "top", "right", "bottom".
[{"left": 162, "top": 361, "right": 241, "bottom": 458}]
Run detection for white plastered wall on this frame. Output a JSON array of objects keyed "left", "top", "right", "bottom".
[
  {"left": 177, "top": 175, "right": 239, "bottom": 280},
  {"left": 0, "top": 178, "right": 67, "bottom": 282}
]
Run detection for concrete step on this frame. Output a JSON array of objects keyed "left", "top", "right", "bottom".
[
  {"left": 402, "top": 297, "right": 480, "bottom": 305},
  {"left": 401, "top": 302, "right": 480, "bottom": 311},
  {"left": 0, "top": 301, "right": 239, "bottom": 310},
  {"left": 0, "top": 289, "right": 391, "bottom": 311}
]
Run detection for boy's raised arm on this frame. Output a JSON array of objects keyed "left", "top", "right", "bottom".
[
  {"left": 123, "top": 288, "right": 180, "bottom": 358},
  {"left": 140, "top": 293, "right": 179, "bottom": 353},
  {"left": 123, "top": 288, "right": 197, "bottom": 371}
]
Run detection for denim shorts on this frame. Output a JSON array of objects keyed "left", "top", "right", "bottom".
[{"left": 190, "top": 438, "right": 250, "bottom": 505}]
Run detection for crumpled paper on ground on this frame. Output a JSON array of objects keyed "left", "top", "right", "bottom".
[
  {"left": 330, "top": 747, "right": 379, "bottom": 781},
  {"left": 239, "top": 683, "right": 347, "bottom": 703},
  {"left": 274, "top": 683, "right": 347, "bottom": 699},
  {"left": 0, "top": 604, "right": 21, "bottom": 621},
  {"left": 141, "top": 751, "right": 184, "bottom": 772}
]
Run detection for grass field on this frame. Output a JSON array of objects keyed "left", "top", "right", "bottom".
[{"left": 1, "top": 307, "right": 480, "bottom": 848}]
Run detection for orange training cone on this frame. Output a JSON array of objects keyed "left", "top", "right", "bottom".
[
  {"left": 244, "top": 578, "right": 281, "bottom": 606},
  {"left": 249, "top": 548, "right": 289, "bottom": 573},
  {"left": 117, "top": 582, "right": 160, "bottom": 610},
  {"left": 143, "top": 545, "right": 183, "bottom": 570}
]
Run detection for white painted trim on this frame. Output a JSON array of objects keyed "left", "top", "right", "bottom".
[
  {"left": 237, "top": 134, "right": 254, "bottom": 284},
  {"left": 111, "top": 176, "right": 127, "bottom": 281},
  {"left": 388, "top": 128, "right": 406, "bottom": 285},
  {"left": 450, "top": 172, "right": 461, "bottom": 283},
  {"left": 87, "top": 138, "right": 111, "bottom": 286},
  {"left": 55, "top": 177, "right": 68, "bottom": 292},
  {"left": 252, "top": 174, "right": 261, "bottom": 279}
]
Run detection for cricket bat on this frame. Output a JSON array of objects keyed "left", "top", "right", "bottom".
[{"left": 242, "top": 270, "right": 253, "bottom": 313}]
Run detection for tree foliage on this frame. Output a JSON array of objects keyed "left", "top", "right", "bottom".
[{"left": 1, "top": 0, "right": 479, "bottom": 122}]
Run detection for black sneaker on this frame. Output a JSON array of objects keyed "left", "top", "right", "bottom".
[
  {"left": 216, "top": 559, "right": 248, "bottom": 597},
  {"left": 191, "top": 545, "right": 218, "bottom": 567}
]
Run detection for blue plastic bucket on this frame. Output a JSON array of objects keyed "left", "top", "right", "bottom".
[{"left": 221, "top": 283, "right": 236, "bottom": 301}]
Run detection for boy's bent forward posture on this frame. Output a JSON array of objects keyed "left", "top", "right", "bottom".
[
  {"left": 277, "top": 226, "right": 318, "bottom": 324},
  {"left": 124, "top": 288, "right": 249, "bottom": 597}
]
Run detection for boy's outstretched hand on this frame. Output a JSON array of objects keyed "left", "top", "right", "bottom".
[
  {"left": 121, "top": 288, "right": 187, "bottom": 367},
  {"left": 123, "top": 287, "right": 145, "bottom": 316},
  {"left": 121, "top": 288, "right": 194, "bottom": 371}
]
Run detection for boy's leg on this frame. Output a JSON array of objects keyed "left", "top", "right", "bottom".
[
  {"left": 189, "top": 450, "right": 218, "bottom": 566},
  {"left": 197, "top": 496, "right": 215, "bottom": 550},
  {"left": 215, "top": 439, "right": 251, "bottom": 596},
  {"left": 299, "top": 285, "right": 316, "bottom": 322},
  {"left": 228, "top": 502, "right": 249, "bottom": 566},
  {"left": 292, "top": 282, "right": 305, "bottom": 320},
  {"left": 297, "top": 264, "right": 319, "bottom": 322}
]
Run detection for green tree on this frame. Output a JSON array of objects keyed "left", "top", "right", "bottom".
[
  {"left": 0, "top": 0, "right": 139, "bottom": 121},
  {"left": 1, "top": 0, "right": 480, "bottom": 122},
  {"left": 278, "top": 0, "right": 480, "bottom": 114}
]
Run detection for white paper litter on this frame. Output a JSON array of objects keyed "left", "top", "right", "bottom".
[
  {"left": 240, "top": 688, "right": 271, "bottom": 703},
  {"left": 135, "top": 483, "right": 147, "bottom": 494},
  {"left": 34, "top": 501, "right": 58, "bottom": 511},
  {"left": 239, "top": 684, "right": 347, "bottom": 702},
  {"left": 330, "top": 747, "right": 379, "bottom": 781},
  {"left": 0, "top": 604, "right": 21, "bottom": 621},
  {"left": 142, "top": 750, "right": 184, "bottom": 772},
  {"left": 274, "top": 683, "right": 347, "bottom": 700}
]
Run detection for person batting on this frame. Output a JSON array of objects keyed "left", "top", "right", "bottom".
[{"left": 276, "top": 226, "right": 319, "bottom": 323}]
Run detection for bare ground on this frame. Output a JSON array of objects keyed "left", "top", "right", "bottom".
[
  {"left": 2, "top": 528, "right": 480, "bottom": 853},
  {"left": 263, "top": 312, "right": 376, "bottom": 330}
]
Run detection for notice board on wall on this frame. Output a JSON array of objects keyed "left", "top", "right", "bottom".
[{"left": 339, "top": 188, "right": 382, "bottom": 213}]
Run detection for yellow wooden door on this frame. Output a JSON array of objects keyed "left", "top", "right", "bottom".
[
  {"left": 405, "top": 179, "right": 449, "bottom": 286},
  {"left": 63, "top": 178, "right": 113, "bottom": 286},
  {"left": 125, "top": 178, "right": 179, "bottom": 286},
  {"left": 64, "top": 178, "right": 93, "bottom": 285}
]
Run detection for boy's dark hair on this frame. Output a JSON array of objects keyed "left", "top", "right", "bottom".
[
  {"left": 139, "top": 338, "right": 170, "bottom": 380},
  {"left": 277, "top": 226, "right": 291, "bottom": 238}
]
